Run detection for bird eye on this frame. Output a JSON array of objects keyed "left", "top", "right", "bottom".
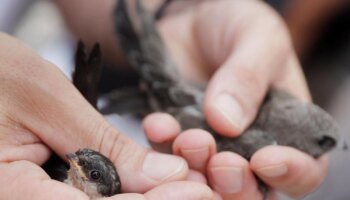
[
  {"left": 90, "top": 170, "right": 101, "bottom": 180},
  {"left": 318, "top": 135, "right": 336, "bottom": 150}
]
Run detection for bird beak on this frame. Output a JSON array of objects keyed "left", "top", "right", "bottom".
[
  {"left": 66, "top": 153, "right": 80, "bottom": 170},
  {"left": 66, "top": 153, "right": 79, "bottom": 162},
  {"left": 66, "top": 153, "right": 88, "bottom": 181}
]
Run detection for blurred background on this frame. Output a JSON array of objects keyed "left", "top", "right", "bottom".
[{"left": 1, "top": 0, "right": 350, "bottom": 199}]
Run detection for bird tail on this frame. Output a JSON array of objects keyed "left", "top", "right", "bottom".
[
  {"left": 114, "top": 0, "right": 181, "bottom": 84},
  {"left": 73, "top": 41, "right": 102, "bottom": 108}
]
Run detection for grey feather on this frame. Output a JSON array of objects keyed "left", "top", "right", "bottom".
[
  {"left": 114, "top": 0, "right": 340, "bottom": 159},
  {"left": 112, "top": 0, "right": 341, "bottom": 198}
]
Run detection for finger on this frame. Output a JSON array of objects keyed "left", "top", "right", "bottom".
[
  {"left": 143, "top": 113, "right": 181, "bottom": 143},
  {"left": 173, "top": 129, "right": 216, "bottom": 172},
  {"left": 103, "top": 193, "right": 145, "bottom": 200},
  {"left": 0, "top": 143, "right": 50, "bottom": 165},
  {"left": 213, "top": 192, "right": 223, "bottom": 200},
  {"left": 250, "top": 146, "right": 328, "bottom": 199},
  {"left": 145, "top": 181, "right": 213, "bottom": 200},
  {"left": 186, "top": 169, "right": 207, "bottom": 184},
  {"left": 0, "top": 161, "right": 88, "bottom": 200},
  {"left": 104, "top": 181, "right": 214, "bottom": 200},
  {"left": 143, "top": 113, "right": 182, "bottom": 153},
  {"left": 0, "top": 34, "right": 188, "bottom": 193},
  {"left": 192, "top": 1, "right": 294, "bottom": 137},
  {"left": 274, "top": 54, "right": 311, "bottom": 102},
  {"left": 0, "top": 122, "right": 51, "bottom": 165},
  {"left": 207, "top": 152, "right": 262, "bottom": 200}
]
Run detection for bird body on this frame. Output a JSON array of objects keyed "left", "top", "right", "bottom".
[
  {"left": 43, "top": 43, "right": 121, "bottom": 199},
  {"left": 44, "top": 1, "right": 339, "bottom": 198},
  {"left": 112, "top": 2, "right": 340, "bottom": 198},
  {"left": 215, "top": 89, "right": 338, "bottom": 159},
  {"left": 66, "top": 43, "right": 121, "bottom": 198},
  {"left": 114, "top": 0, "right": 339, "bottom": 160}
]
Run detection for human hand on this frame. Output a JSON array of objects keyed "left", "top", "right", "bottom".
[
  {"left": 0, "top": 33, "right": 213, "bottom": 199},
  {"left": 0, "top": 160, "right": 212, "bottom": 200},
  {"left": 143, "top": 0, "right": 328, "bottom": 199}
]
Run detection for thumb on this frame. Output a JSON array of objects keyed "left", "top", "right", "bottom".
[
  {"left": 24, "top": 64, "right": 188, "bottom": 193},
  {"left": 198, "top": 1, "right": 293, "bottom": 137},
  {"left": 104, "top": 181, "right": 214, "bottom": 200},
  {"left": 1, "top": 34, "right": 188, "bottom": 193},
  {"left": 203, "top": 56, "right": 274, "bottom": 137}
]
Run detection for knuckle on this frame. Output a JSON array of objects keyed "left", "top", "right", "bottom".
[
  {"left": 94, "top": 121, "right": 134, "bottom": 165},
  {"left": 93, "top": 121, "right": 119, "bottom": 151}
]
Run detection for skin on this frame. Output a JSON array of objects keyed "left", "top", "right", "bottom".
[
  {"left": 0, "top": 0, "right": 335, "bottom": 199},
  {"left": 58, "top": 0, "right": 328, "bottom": 199},
  {"left": 139, "top": 0, "right": 327, "bottom": 199},
  {"left": 0, "top": 33, "right": 213, "bottom": 199}
]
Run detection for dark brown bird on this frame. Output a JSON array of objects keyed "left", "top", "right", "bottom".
[
  {"left": 65, "top": 149, "right": 121, "bottom": 199},
  {"left": 112, "top": 0, "right": 341, "bottom": 198},
  {"left": 46, "top": 1, "right": 339, "bottom": 199},
  {"left": 113, "top": 0, "right": 340, "bottom": 159},
  {"left": 42, "top": 42, "right": 121, "bottom": 199}
]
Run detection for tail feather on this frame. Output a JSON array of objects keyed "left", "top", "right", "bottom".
[
  {"left": 73, "top": 41, "right": 102, "bottom": 108},
  {"left": 114, "top": 0, "right": 180, "bottom": 84}
]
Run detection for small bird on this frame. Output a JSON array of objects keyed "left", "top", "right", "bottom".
[
  {"left": 214, "top": 89, "right": 339, "bottom": 159},
  {"left": 65, "top": 149, "right": 121, "bottom": 199},
  {"left": 42, "top": 43, "right": 121, "bottom": 198},
  {"left": 114, "top": 0, "right": 340, "bottom": 159},
  {"left": 112, "top": 0, "right": 341, "bottom": 198}
]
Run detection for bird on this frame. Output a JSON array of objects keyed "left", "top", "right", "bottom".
[
  {"left": 65, "top": 148, "right": 121, "bottom": 199},
  {"left": 42, "top": 42, "right": 121, "bottom": 199},
  {"left": 112, "top": 0, "right": 341, "bottom": 198},
  {"left": 55, "top": 1, "right": 341, "bottom": 198},
  {"left": 113, "top": 0, "right": 340, "bottom": 160}
]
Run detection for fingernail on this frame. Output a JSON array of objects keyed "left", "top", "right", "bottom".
[
  {"left": 210, "top": 167, "right": 243, "bottom": 194},
  {"left": 257, "top": 163, "right": 288, "bottom": 178},
  {"left": 143, "top": 152, "right": 186, "bottom": 181},
  {"left": 214, "top": 93, "right": 243, "bottom": 132},
  {"left": 181, "top": 147, "right": 209, "bottom": 170}
]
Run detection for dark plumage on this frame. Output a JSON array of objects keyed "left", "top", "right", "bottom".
[
  {"left": 73, "top": 42, "right": 102, "bottom": 108},
  {"left": 43, "top": 1, "right": 340, "bottom": 198},
  {"left": 112, "top": 0, "right": 341, "bottom": 198},
  {"left": 113, "top": 0, "right": 339, "bottom": 159},
  {"left": 66, "top": 149, "right": 121, "bottom": 198},
  {"left": 215, "top": 89, "right": 338, "bottom": 159},
  {"left": 43, "top": 42, "right": 121, "bottom": 199}
]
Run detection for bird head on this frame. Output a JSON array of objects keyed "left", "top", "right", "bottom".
[
  {"left": 265, "top": 89, "right": 341, "bottom": 158},
  {"left": 65, "top": 149, "right": 121, "bottom": 198}
]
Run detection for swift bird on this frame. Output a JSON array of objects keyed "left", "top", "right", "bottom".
[
  {"left": 65, "top": 148, "right": 121, "bottom": 199},
  {"left": 112, "top": 0, "right": 340, "bottom": 198},
  {"left": 42, "top": 43, "right": 121, "bottom": 199},
  {"left": 114, "top": 0, "right": 339, "bottom": 160}
]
